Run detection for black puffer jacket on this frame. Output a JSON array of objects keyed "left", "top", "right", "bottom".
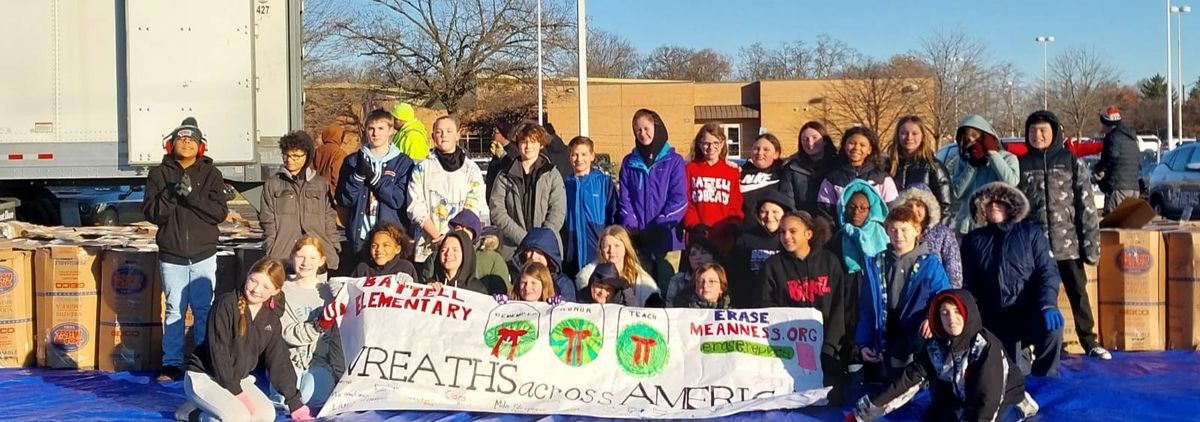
[
  {"left": 142, "top": 155, "right": 228, "bottom": 264},
  {"left": 1016, "top": 111, "right": 1101, "bottom": 264},
  {"left": 893, "top": 157, "right": 953, "bottom": 225},
  {"left": 1095, "top": 123, "right": 1141, "bottom": 192},
  {"left": 780, "top": 142, "right": 837, "bottom": 215}
]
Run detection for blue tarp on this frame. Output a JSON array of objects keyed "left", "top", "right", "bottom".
[{"left": 1, "top": 351, "right": 1198, "bottom": 421}]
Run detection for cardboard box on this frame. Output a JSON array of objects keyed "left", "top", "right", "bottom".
[
  {"left": 0, "top": 248, "right": 35, "bottom": 367},
  {"left": 35, "top": 245, "right": 101, "bottom": 368},
  {"left": 1166, "top": 230, "right": 1200, "bottom": 350},
  {"left": 1098, "top": 229, "right": 1167, "bottom": 351},
  {"left": 98, "top": 249, "right": 163, "bottom": 371},
  {"left": 1060, "top": 264, "right": 1100, "bottom": 354}
]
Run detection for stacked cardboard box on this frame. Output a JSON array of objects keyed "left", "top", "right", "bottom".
[
  {"left": 0, "top": 247, "right": 35, "bottom": 367},
  {"left": 1098, "top": 229, "right": 1167, "bottom": 351},
  {"left": 1059, "top": 264, "right": 1099, "bottom": 354},
  {"left": 1166, "top": 230, "right": 1200, "bottom": 350},
  {"left": 98, "top": 248, "right": 163, "bottom": 371},
  {"left": 34, "top": 245, "right": 102, "bottom": 368}
]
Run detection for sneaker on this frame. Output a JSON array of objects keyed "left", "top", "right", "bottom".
[
  {"left": 157, "top": 365, "right": 183, "bottom": 383},
  {"left": 1017, "top": 392, "right": 1040, "bottom": 418},
  {"left": 1087, "top": 346, "right": 1113, "bottom": 360}
]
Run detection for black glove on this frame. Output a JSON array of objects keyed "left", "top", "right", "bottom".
[
  {"left": 173, "top": 173, "right": 193, "bottom": 199},
  {"left": 355, "top": 156, "right": 378, "bottom": 185}
]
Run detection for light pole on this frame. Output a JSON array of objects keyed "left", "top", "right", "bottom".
[
  {"left": 1172, "top": 5, "right": 1191, "bottom": 140},
  {"left": 949, "top": 56, "right": 964, "bottom": 123},
  {"left": 1035, "top": 36, "right": 1055, "bottom": 110},
  {"left": 577, "top": 0, "right": 588, "bottom": 136},
  {"left": 1167, "top": 1, "right": 1175, "bottom": 150},
  {"left": 1007, "top": 80, "right": 1016, "bottom": 137},
  {"left": 537, "top": 0, "right": 547, "bottom": 125}
]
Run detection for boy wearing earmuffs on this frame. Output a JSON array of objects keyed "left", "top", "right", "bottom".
[{"left": 142, "top": 117, "right": 230, "bottom": 383}]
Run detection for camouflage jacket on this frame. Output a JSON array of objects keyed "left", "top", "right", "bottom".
[{"left": 1017, "top": 147, "right": 1101, "bottom": 263}]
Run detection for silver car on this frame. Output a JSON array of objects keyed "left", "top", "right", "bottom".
[{"left": 1146, "top": 143, "right": 1200, "bottom": 219}]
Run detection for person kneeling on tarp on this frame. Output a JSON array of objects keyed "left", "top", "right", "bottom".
[
  {"left": 176, "top": 258, "right": 314, "bottom": 422},
  {"left": 848, "top": 290, "right": 1037, "bottom": 422}
]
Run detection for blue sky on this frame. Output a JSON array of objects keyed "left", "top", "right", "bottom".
[{"left": 583, "top": 0, "right": 1200, "bottom": 88}]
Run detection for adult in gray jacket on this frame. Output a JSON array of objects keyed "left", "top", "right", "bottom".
[
  {"left": 949, "top": 115, "right": 1020, "bottom": 234},
  {"left": 261, "top": 131, "right": 341, "bottom": 271},
  {"left": 489, "top": 122, "right": 567, "bottom": 260}
]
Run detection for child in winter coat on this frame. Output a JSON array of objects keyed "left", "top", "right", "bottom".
[
  {"left": 817, "top": 127, "right": 898, "bottom": 218},
  {"left": 672, "top": 262, "right": 732, "bottom": 309},
  {"left": 727, "top": 190, "right": 791, "bottom": 308},
  {"left": 277, "top": 237, "right": 343, "bottom": 408},
  {"left": 886, "top": 115, "right": 952, "bottom": 223},
  {"left": 489, "top": 121, "right": 567, "bottom": 260},
  {"left": 828, "top": 179, "right": 890, "bottom": 276},
  {"left": 511, "top": 228, "right": 577, "bottom": 302},
  {"left": 848, "top": 290, "right": 1035, "bottom": 422},
  {"left": 890, "top": 184, "right": 963, "bottom": 288},
  {"left": 950, "top": 115, "right": 1020, "bottom": 234},
  {"left": 738, "top": 133, "right": 789, "bottom": 225},
  {"left": 761, "top": 211, "right": 854, "bottom": 405},
  {"left": 408, "top": 116, "right": 489, "bottom": 266},
  {"left": 618, "top": 109, "right": 688, "bottom": 291},
  {"left": 143, "top": 117, "right": 229, "bottom": 382},
  {"left": 781, "top": 121, "right": 838, "bottom": 216},
  {"left": 577, "top": 262, "right": 629, "bottom": 305},
  {"left": 575, "top": 226, "right": 663, "bottom": 307},
  {"left": 664, "top": 234, "right": 720, "bottom": 306},
  {"left": 421, "top": 210, "right": 511, "bottom": 291},
  {"left": 178, "top": 258, "right": 314, "bottom": 422},
  {"left": 349, "top": 222, "right": 418, "bottom": 282},
  {"left": 684, "top": 123, "right": 743, "bottom": 253},
  {"left": 496, "top": 262, "right": 564, "bottom": 305},
  {"left": 962, "top": 182, "right": 1065, "bottom": 377},
  {"left": 563, "top": 136, "right": 618, "bottom": 278},
  {"left": 337, "top": 109, "right": 415, "bottom": 255},
  {"left": 857, "top": 206, "right": 951, "bottom": 378},
  {"left": 261, "top": 130, "right": 341, "bottom": 271}
]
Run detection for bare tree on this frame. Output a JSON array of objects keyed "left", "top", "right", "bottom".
[
  {"left": 811, "top": 35, "right": 862, "bottom": 79},
  {"left": 302, "top": 0, "right": 356, "bottom": 81},
  {"left": 640, "top": 46, "right": 732, "bottom": 82},
  {"left": 1049, "top": 47, "right": 1122, "bottom": 138},
  {"left": 991, "top": 63, "right": 1028, "bottom": 138},
  {"left": 736, "top": 41, "right": 810, "bottom": 80},
  {"left": 333, "top": 0, "right": 570, "bottom": 115},
  {"left": 823, "top": 60, "right": 919, "bottom": 139},
  {"left": 563, "top": 28, "right": 641, "bottom": 79},
  {"left": 916, "top": 28, "right": 996, "bottom": 143}
]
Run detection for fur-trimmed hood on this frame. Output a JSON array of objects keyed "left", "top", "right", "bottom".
[
  {"left": 969, "top": 182, "right": 1029, "bottom": 226},
  {"left": 890, "top": 183, "right": 941, "bottom": 229}
]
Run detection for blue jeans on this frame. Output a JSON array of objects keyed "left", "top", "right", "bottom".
[
  {"left": 271, "top": 365, "right": 336, "bottom": 408},
  {"left": 161, "top": 256, "right": 217, "bottom": 367}
]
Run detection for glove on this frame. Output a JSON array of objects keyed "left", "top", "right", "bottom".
[
  {"left": 1043, "top": 309, "right": 1064, "bottom": 331},
  {"left": 547, "top": 295, "right": 564, "bottom": 306},
  {"left": 355, "top": 155, "right": 378, "bottom": 184},
  {"left": 173, "top": 173, "right": 193, "bottom": 199},
  {"left": 235, "top": 391, "right": 257, "bottom": 416},
  {"left": 318, "top": 301, "right": 346, "bottom": 330},
  {"left": 493, "top": 293, "right": 510, "bottom": 304},
  {"left": 290, "top": 405, "right": 315, "bottom": 421},
  {"left": 850, "top": 395, "right": 879, "bottom": 422}
]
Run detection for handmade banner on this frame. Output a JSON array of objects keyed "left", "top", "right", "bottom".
[{"left": 319, "top": 275, "right": 830, "bottom": 419}]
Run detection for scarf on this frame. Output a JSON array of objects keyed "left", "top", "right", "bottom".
[{"left": 434, "top": 147, "right": 466, "bottom": 172}]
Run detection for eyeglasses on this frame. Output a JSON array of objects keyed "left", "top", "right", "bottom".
[
  {"left": 700, "top": 141, "right": 724, "bottom": 149},
  {"left": 283, "top": 153, "right": 307, "bottom": 161}
]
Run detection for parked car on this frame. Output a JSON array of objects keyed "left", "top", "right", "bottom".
[
  {"left": 49, "top": 186, "right": 145, "bottom": 226},
  {"left": 1146, "top": 143, "right": 1200, "bottom": 219}
]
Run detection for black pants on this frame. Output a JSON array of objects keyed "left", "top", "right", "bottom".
[
  {"left": 1057, "top": 259, "right": 1099, "bottom": 350},
  {"left": 991, "top": 311, "right": 1063, "bottom": 377}
]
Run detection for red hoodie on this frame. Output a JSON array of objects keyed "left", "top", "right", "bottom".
[{"left": 684, "top": 160, "right": 744, "bottom": 236}]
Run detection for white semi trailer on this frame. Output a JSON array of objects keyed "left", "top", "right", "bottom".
[{"left": 0, "top": 0, "right": 303, "bottom": 223}]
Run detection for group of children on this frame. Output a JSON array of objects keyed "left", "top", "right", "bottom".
[{"left": 147, "top": 106, "right": 1113, "bottom": 421}]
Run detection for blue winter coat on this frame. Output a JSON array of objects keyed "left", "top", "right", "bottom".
[
  {"left": 617, "top": 145, "right": 688, "bottom": 254},
  {"left": 856, "top": 251, "right": 951, "bottom": 356},
  {"left": 512, "top": 228, "right": 578, "bottom": 302},
  {"left": 564, "top": 170, "right": 617, "bottom": 276},
  {"left": 961, "top": 221, "right": 1061, "bottom": 323},
  {"left": 336, "top": 151, "right": 414, "bottom": 253}
]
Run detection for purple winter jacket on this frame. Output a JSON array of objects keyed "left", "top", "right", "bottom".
[{"left": 618, "top": 145, "right": 688, "bottom": 254}]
